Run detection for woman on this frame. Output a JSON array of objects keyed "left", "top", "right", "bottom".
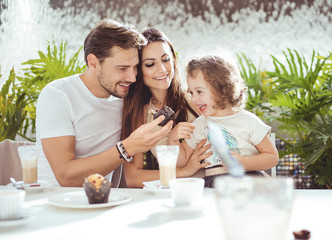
[{"left": 121, "top": 27, "right": 208, "bottom": 187}]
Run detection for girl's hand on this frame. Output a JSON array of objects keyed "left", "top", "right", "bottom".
[
  {"left": 182, "top": 139, "right": 212, "bottom": 176},
  {"left": 168, "top": 122, "right": 195, "bottom": 145},
  {"left": 230, "top": 151, "right": 242, "bottom": 163}
]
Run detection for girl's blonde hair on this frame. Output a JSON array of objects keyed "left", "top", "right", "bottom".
[{"left": 186, "top": 55, "right": 247, "bottom": 110}]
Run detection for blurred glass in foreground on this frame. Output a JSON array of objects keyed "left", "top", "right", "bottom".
[{"left": 214, "top": 176, "right": 294, "bottom": 240}]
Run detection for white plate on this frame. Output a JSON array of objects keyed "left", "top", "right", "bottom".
[
  {"left": 0, "top": 209, "right": 34, "bottom": 227},
  {"left": 48, "top": 191, "right": 132, "bottom": 209},
  {"left": 143, "top": 180, "right": 170, "bottom": 193},
  {"left": 7, "top": 181, "right": 49, "bottom": 193}
]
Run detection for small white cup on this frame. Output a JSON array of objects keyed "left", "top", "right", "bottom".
[
  {"left": 0, "top": 189, "right": 25, "bottom": 220},
  {"left": 169, "top": 178, "right": 205, "bottom": 206}
]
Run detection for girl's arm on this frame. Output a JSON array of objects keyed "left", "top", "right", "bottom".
[{"left": 231, "top": 133, "right": 279, "bottom": 171}]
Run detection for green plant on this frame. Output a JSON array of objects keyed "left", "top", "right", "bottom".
[
  {"left": 17, "top": 40, "right": 86, "bottom": 139},
  {"left": 267, "top": 49, "right": 332, "bottom": 188},
  {"left": 237, "top": 53, "right": 275, "bottom": 121},
  {"left": 0, "top": 68, "right": 28, "bottom": 141}
]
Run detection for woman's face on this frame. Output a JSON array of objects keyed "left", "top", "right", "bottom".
[{"left": 141, "top": 41, "right": 174, "bottom": 92}]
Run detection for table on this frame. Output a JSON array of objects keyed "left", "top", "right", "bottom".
[{"left": 0, "top": 187, "right": 331, "bottom": 240}]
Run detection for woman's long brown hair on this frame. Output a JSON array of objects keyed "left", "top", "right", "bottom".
[{"left": 121, "top": 27, "right": 198, "bottom": 140}]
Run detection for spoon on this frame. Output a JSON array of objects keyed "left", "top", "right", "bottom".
[{"left": 10, "top": 177, "right": 25, "bottom": 190}]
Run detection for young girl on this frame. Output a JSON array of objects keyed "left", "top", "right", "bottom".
[{"left": 178, "top": 55, "right": 279, "bottom": 187}]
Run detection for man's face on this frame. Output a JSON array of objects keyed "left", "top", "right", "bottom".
[{"left": 97, "top": 46, "right": 139, "bottom": 98}]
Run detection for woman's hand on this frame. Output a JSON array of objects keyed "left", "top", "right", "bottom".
[
  {"left": 168, "top": 122, "right": 195, "bottom": 145},
  {"left": 179, "top": 139, "right": 212, "bottom": 176}
]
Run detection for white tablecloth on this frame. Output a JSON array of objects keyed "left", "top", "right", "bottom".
[{"left": 0, "top": 187, "right": 331, "bottom": 240}]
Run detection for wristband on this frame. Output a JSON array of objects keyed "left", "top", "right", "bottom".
[{"left": 116, "top": 141, "right": 133, "bottom": 163}]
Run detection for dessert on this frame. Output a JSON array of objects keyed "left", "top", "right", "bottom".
[
  {"left": 152, "top": 106, "right": 175, "bottom": 126},
  {"left": 83, "top": 173, "right": 112, "bottom": 204},
  {"left": 293, "top": 229, "right": 311, "bottom": 240}
]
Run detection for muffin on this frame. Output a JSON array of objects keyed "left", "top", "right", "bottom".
[
  {"left": 152, "top": 106, "right": 175, "bottom": 126},
  {"left": 83, "top": 174, "right": 112, "bottom": 204}
]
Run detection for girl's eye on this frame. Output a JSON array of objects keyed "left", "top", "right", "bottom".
[
  {"left": 145, "top": 63, "right": 154, "bottom": 68},
  {"left": 197, "top": 90, "right": 202, "bottom": 94}
]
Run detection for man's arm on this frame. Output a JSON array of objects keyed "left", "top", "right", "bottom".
[{"left": 42, "top": 116, "right": 173, "bottom": 187}]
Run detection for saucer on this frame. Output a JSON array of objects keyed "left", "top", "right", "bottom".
[
  {"left": 7, "top": 181, "right": 49, "bottom": 193},
  {"left": 0, "top": 209, "right": 34, "bottom": 227},
  {"left": 143, "top": 180, "right": 171, "bottom": 193}
]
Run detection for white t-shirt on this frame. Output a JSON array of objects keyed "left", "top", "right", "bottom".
[
  {"left": 185, "top": 110, "right": 271, "bottom": 168},
  {"left": 36, "top": 74, "right": 123, "bottom": 185}
]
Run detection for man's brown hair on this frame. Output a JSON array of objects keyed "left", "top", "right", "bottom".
[{"left": 83, "top": 19, "right": 146, "bottom": 66}]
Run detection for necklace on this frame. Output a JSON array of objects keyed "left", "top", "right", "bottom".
[{"left": 151, "top": 98, "right": 164, "bottom": 109}]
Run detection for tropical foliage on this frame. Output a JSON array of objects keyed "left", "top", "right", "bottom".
[
  {"left": 0, "top": 68, "right": 27, "bottom": 141},
  {"left": 0, "top": 41, "right": 85, "bottom": 141},
  {"left": 238, "top": 49, "right": 332, "bottom": 188}
]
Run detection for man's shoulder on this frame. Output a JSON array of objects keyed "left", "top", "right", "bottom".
[
  {"left": 38, "top": 74, "right": 80, "bottom": 99},
  {"left": 44, "top": 74, "right": 80, "bottom": 89}
]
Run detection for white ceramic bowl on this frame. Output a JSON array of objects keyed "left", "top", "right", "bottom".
[
  {"left": 169, "top": 178, "right": 204, "bottom": 206},
  {"left": 0, "top": 189, "right": 25, "bottom": 220}
]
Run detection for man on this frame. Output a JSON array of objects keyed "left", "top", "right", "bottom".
[{"left": 36, "top": 19, "right": 173, "bottom": 187}]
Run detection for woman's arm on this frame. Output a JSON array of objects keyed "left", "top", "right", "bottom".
[
  {"left": 231, "top": 133, "right": 279, "bottom": 171},
  {"left": 177, "top": 140, "right": 194, "bottom": 167}
]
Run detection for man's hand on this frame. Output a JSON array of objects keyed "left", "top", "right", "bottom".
[{"left": 123, "top": 115, "right": 173, "bottom": 156}]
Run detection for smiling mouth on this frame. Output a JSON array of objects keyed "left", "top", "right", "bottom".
[
  {"left": 154, "top": 74, "right": 168, "bottom": 80},
  {"left": 118, "top": 82, "right": 131, "bottom": 88},
  {"left": 198, "top": 105, "right": 207, "bottom": 111}
]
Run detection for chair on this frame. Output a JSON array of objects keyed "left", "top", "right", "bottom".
[
  {"left": 264, "top": 133, "right": 277, "bottom": 177},
  {"left": 0, "top": 139, "right": 34, "bottom": 185},
  {"left": 111, "top": 164, "right": 128, "bottom": 188}
]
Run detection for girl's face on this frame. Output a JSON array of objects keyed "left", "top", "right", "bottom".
[
  {"left": 187, "top": 70, "right": 223, "bottom": 117},
  {"left": 141, "top": 41, "right": 174, "bottom": 92}
]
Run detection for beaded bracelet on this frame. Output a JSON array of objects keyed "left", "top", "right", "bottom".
[{"left": 116, "top": 141, "right": 133, "bottom": 163}]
